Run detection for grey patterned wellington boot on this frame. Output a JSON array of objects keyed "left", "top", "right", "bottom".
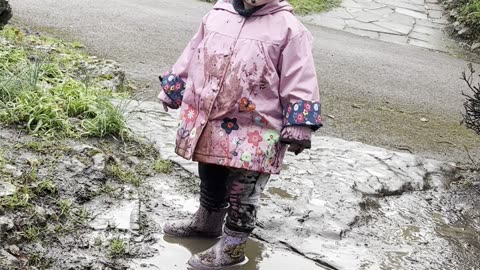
[
  {"left": 163, "top": 206, "right": 228, "bottom": 238},
  {"left": 187, "top": 227, "right": 249, "bottom": 269}
]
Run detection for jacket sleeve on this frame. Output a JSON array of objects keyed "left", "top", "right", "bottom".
[
  {"left": 158, "top": 17, "right": 206, "bottom": 109},
  {"left": 278, "top": 30, "right": 323, "bottom": 133}
]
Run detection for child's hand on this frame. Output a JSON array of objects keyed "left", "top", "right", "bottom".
[
  {"left": 162, "top": 102, "right": 169, "bottom": 112},
  {"left": 287, "top": 143, "right": 306, "bottom": 155}
]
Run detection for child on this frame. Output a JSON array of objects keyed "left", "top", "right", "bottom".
[{"left": 158, "top": 0, "right": 322, "bottom": 268}]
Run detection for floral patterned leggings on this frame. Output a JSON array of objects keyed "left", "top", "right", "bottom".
[{"left": 198, "top": 163, "right": 271, "bottom": 233}]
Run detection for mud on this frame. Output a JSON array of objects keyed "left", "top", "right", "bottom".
[{"left": 123, "top": 99, "right": 480, "bottom": 270}]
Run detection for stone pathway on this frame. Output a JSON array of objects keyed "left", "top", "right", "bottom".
[{"left": 303, "top": 0, "right": 450, "bottom": 51}]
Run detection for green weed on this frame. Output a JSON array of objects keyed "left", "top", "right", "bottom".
[
  {"left": 23, "top": 225, "right": 40, "bottom": 242},
  {"left": 1, "top": 188, "right": 33, "bottom": 209},
  {"left": 107, "top": 164, "right": 143, "bottom": 187},
  {"left": 57, "top": 199, "right": 72, "bottom": 216},
  {"left": 108, "top": 238, "right": 127, "bottom": 258},
  {"left": 36, "top": 179, "right": 57, "bottom": 195},
  {"left": 153, "top": 159, "right": 173, "bottom": 174},
  {"left": 27, "top": 253, "right": 52, "bottom": 269}
]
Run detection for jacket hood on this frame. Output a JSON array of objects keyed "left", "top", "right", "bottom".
[{"left": 213, "top": 0, "right": 294, "bottom": 16}]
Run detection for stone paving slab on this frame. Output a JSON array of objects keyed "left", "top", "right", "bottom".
[{"left": 302, "top": 0, "right": 450, "bottom": 52}]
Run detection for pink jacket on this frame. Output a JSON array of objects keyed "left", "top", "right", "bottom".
[{"left": 159, "top": 0, "right": 322, "bottom": 174}]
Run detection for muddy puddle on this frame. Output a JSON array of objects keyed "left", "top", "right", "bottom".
[{"left": 131, "top": 234, "right": 325, "bottom": 270}]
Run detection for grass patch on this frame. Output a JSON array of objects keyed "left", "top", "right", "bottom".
[
  {"left": 107, "top": 164, "right": 143, "bottom": 187},
  {"left": 153, "top": 159, "right": 173, "bottom": 174},
  {"left": 288, "top": 0, "right": 341, "bottom": 14},
  {"left": 0, "top": 26, "right": 130, "bottom": 139},
  {"left": 200, "top": 0, "right": 340, "bottom": 14},
  {"left": 28, "top": 253, "right": 53, "bottom": 269},
  {"left": 445, "top": 0, "right": 480, "bottom": 42},
  {"left": 22, "top": 225, "right": 41, "bottom": 242},
  {"left": 108, "top": 238, "right": 127, "bottom": 258}
]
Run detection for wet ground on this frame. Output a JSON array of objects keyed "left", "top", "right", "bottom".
[
  {"left": 1, "top": 100, "right": 478, "bottom": 270},
  {"left": 3, "top": 0, "right": 480, "bottom": 268},
  {"left": 122, "top": 100, "right": 480, "bottom": 270}
]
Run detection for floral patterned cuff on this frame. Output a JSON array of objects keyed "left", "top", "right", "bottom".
[
  {"left": 159, "top": 71, "right": 186, "bottom": 109},
  {"left": 280, "top": 126, "right": 312, "bottom": 148},
  {"left": 283, "top": 100, "right": 323, "bottom": 131}
]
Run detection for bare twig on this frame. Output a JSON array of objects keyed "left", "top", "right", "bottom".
[{"left": 461, "top": 64, "right": 480, "bottom": 135}]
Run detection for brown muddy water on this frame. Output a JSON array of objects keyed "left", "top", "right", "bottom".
[{"left": 131, "top": 235, "right": 325, "bottom": 270}]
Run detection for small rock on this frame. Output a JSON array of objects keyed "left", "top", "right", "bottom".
[
  {"left": 26, "top": 158, "right": 39, "bottom": 166},
  {"left": 92, "top": 153, "right": 107, "bottom": 171},
  {"left": 0, "top": 181, "right": 16, "bottom": 197},
  {"left": 64, "top": 158, "right": 87, "bottom": 174},
  {"left": 453, "top": 21, "right": 461, "bottom": 30},
  {"left": 133, "top": 236, "right": 145, "bottom": 243},
  {"left": 471, "top": 43, "right": 480, "bottom": 51},
  {"left": 449, "top": 9, "right": 458, "bottom": 18},
  {"left": 420, "top": 118, "right": 428, "bottom": 122},
  {"left": 72, "top": 144, "right": 100, "bottom": 155},
  {"left": 127, "top": 156, "right": 141, "bottom": 165},
  {"left": 0, "top": 0, "right": 13, "bottom": 26},
  {"left": 88, "top": 153, "right": 108, "bottom": 180},
  {"left": 0, "top": 216, "right": 14, "bottom": 231},
  {"left": 2, "top": 164, "right": 22, "bottom": 177},
  {"left": 6, "top": 246, "right": 20, "bottom": 256},
  {"left": 352, "top": 104, "right": 362, "bottom": 109},
  {"left": 0, "top": 249, "right": 19, "bottom": 267},
  {"left": 34, "top": 206, "right": 47, "bottom": 224},
  {"left": 458, "top": 26, "right": 472, "bottom": 37}
]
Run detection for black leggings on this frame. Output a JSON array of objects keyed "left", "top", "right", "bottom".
[{"left": 198, "top": 163, "right": 271, "bottom": 233}]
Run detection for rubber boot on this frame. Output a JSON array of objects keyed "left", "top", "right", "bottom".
[
  {"left": 163, "top": 205, "right": 228, "bottom": 238},
  {"left": 187, "top": 227, "right": 249, "bottom": 269}
]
